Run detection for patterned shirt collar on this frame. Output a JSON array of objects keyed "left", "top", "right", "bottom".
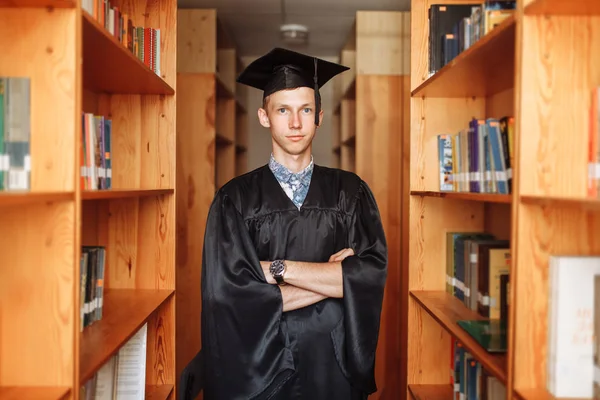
[
  {"left": 269, "top": 154, "right": 314, "bottom": 209},
  {"left": 269, "top": 154, "right": 314, "bottom": 185}
]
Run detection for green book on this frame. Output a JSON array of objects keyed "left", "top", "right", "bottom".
[{"left": 457, "top": 319, "right": 507, "bottom": 353}]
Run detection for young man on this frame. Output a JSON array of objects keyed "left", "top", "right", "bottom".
[{"left": 199, "top": 48, "right": 388, "bottom": 400}]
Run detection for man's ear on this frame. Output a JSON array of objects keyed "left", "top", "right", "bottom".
[
  {"left": 258, "top": 108, "right": 270, "bottom": 128},
  {"left": 317, "top": 109, "right": 324, "bottom": 127}
]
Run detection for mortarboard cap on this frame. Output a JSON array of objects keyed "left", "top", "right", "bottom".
[{"left": 236, "top": 47, "right": 349, "bottom": 126}]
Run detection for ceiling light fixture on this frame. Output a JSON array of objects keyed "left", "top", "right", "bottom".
[{"left": 280, "top": 23, "right": 309, "bottom": 45}]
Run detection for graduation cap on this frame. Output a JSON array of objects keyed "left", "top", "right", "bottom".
[{"left": 236, "top": 47, "right": 349, "bottom": 126}]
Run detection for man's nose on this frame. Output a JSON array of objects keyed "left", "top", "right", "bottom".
[{"left": 290, "top": 112, "right": 302, "bottom": 129}]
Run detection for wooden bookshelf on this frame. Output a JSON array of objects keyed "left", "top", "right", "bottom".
[
  {"left": 329, "top": 10, "right": 412, "bottom": 398},
  {"left": 407, "top": 0, "right": 600, "bottom": 399},
  {"left": 0, "top": 0, "right": 177, "bottom": 395},
  {"left": 175, "top": 7, "right": 248, "bottom": 389}
]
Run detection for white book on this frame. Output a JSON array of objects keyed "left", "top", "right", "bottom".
[
  {"left": 547, "top": 255, "right": 600, "bottom": 398},
  {"left": 115, "top": 323, "right": 147, "bottom": 400}
]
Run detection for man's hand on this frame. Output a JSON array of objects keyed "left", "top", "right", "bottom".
[{"left": 329, "top": 248, "right": 355, "bottom": 262}]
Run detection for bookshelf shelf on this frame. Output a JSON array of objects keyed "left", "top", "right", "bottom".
[
  {"left": 0, "top": 191, "right": 73, "bottom": 207},
  {"left": 0, "top": 387, "right": 71, "bottom": 400},
  {"left": 216, "top": 75, "right": 234, "bottom": 99},
  {"left": 410, "top": 190, "right": 512, "bottom": 204},
  {"left": 521, "top": 195, "right": 600, "bottom": 211},
  {"left": 411, "top": 15, "right": 516, "bottom": 98},
  {"left": 410, "top": 291, "right": 507, "bottom": 384},
  {"left": 81, "top": 188, "right": 174, "bottom": 200},
  {"left": 79, "top": 289, "right": 174, "bottom": 384},
  {"left": 146, "top": 384, "right": 174, "bottom": 400},
  {"left": 408, "top": 384, "right": 453, "bottom": 400},
  {"left": 81, "top": 12, "right": 174, "bottom": 95},
  {"left": 524, "top": 0, "right": 600, "bottom": 15},
  {"left": 0, "top": 0, "right": 74, "bottom": 7},
  {"left": 515, "top": 388, "right": 556, "bottom": 400}
]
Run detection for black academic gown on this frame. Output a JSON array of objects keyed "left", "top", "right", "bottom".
[{"left": 200, "top": 164, "right": 388, "bottom": 400}]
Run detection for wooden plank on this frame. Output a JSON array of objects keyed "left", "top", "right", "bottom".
[
  {"left": 0, "top": 201, "right": 76, "bottom": 386},
  {"left": 79, "top": 288, "right": 173, "bottom": 384},
  {"left": 177, "top": 9, "right": 216, "bottom": 74},
  {"left": 408, "top": 384, "right": 453, "bottom": 400},
  {"left": 518, "top": 15, "right": 600, "bottom": 198},
  {"left": 525, "top": 0, "right": 600, "bottom": 15},
  {"left": 411, "top": 191, "right": 512, "bottom": 204},
  {"left": 410, "top": 291, "right": 507, "bottom": 384},
  {"left": 411, "top": 15, "right": 515, "bottom": 98},
  {"left": 82, "top": 189, "right": 173, "bottom": 200},
  {"left": 356, "top": 11, "right": 410, "bottom": 76},
  {"left": 0, "top": 387, "right": 71, "bottom": 400},
  {"left": 145, "top": 295, "right": 175, "bottom": 390},
  {"left": 0, "top": 191, "right": 72, "bottom": 207},
  {"left": 82, "top": 12, "right": 174, "bottom": 95},
  {"left": 175, "top": 73, "right": 215, "bottom": 383},
  {"left": 356, "top": 74, "right": 407, "bottom": 399}
]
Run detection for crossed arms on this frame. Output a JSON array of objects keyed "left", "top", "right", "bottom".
[{"left": 259, "top": 248, "right": 354, "bottom": 312}]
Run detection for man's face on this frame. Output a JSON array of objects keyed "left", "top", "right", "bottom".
[{"left": 258, "top": 86, "right": 323, "bottom": 157}]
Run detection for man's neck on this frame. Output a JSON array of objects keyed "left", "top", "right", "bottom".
[{"left": 271, "top": 151, "right": 312, "bottom": 173}]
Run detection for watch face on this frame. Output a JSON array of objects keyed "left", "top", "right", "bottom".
[{"left": 270, "top": 260, "right": 285, "bottom": 276}]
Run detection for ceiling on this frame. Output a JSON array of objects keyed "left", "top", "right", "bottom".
[{"left": 177, "top": 0, "right": 411, "bottom": 58}]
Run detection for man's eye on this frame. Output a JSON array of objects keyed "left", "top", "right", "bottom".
[
  {"left": 303, "top": 108, "right": 311, "bottom": 113},
  {"left": 278, "top": 108, "right": 286, "bottom": 113}
]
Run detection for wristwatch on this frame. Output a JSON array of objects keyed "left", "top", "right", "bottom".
[{"left": 269, "top": 259, "right": 287, "bottom": 285}]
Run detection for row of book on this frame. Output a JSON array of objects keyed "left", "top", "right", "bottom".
[
  {"left": 82, "top": 113, "right": 112, "bottom": 191},
  {"left": 0, "top": 76, "right": 30, "bottom": 191},
  {"left": 445, "top": 231, "right": 510, "bottom": 399},
  {"left": 438, "top": 116, "right": 514, "bottom": 194},
  {"left": 81, "top": 323, "right": 148, "bottom": 400},
  {"left": 81, "top": 246, "right": 106, "bottom": 332},
  {"left": 446, "top": 232, "right": 510, "bottom": 323},
  {"left": 82, "top": 0, "right": 161, "bottom": 77},
  {"left": 451, "top": 340, "right": 506, "bottom": 400},
  {"left": 428, "top": 1, "right": 515, "bottom": 75}
]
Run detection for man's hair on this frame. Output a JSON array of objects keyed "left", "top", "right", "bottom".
[{"left": 262, "top": 95, "right": 270, "bottom": 110}]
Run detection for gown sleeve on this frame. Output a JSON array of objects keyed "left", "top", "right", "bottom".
[
  {"left": 200, "top": 189, "right": 295, "bottom": 400},
  {"left": 332, "top": 179, "right": 388, "bottom": 395}
]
